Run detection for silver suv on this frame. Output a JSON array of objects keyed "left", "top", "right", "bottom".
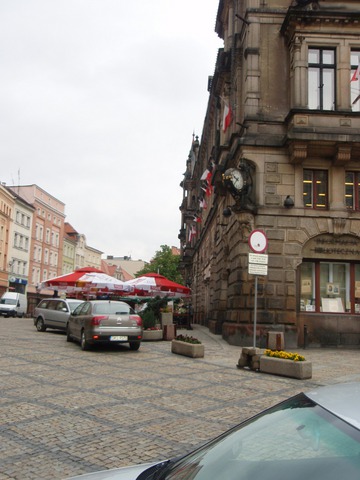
[{"left": 34, "top": 298, "right": 84, "bottom": 332}]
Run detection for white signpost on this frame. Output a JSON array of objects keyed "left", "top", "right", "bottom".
[{"left": 248, "top": 231, "right": 268, "bottom": 348}]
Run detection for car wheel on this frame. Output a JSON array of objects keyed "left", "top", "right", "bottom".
[
  {"left": 66, "top": 324, "right": 72, "bottom": 342},
  {"left": 80, "top": 330, "right": 90, "bottom": 351},
  {"left": 36, "top": 317, "right": 46, "bottom": 332},
  {"left": 129, "top": 342, "right": 140, "bottom": 351}
]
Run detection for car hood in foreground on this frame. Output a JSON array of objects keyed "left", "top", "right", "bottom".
[
  {"left": 67, "top": 462, "right": 159, "bottom": 480},
  {"left": 306, "top": 382, "right": 360, "bottom": 429}
]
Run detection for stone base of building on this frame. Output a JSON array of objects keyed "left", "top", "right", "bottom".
[
  {"left": 222, "top": 322, "right": 298, "bottom": 349},
  {"left": 208, "top": 320, "right": 223, "bottom": 335}
]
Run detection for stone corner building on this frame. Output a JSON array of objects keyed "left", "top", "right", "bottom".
[{"left": 179, "top": 0, "right": 360, "bottom": 349}]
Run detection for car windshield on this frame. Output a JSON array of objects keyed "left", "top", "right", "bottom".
[
  {"left": 161, "top": 393, "right": 360, "bottom": 480},
  {"left": 93, "top": 303, "right": 131, "bottom": 315},
  {"left": 69, "top": 302, "right": 84, "bottom": 313},
  {"left": 0, "top": 298, "right": 16, "bottom": 305}
]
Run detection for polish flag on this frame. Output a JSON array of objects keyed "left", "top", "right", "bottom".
[
  {"left": 201, "top": 168, "right": 210, "bottom": 181},
  {"left": 199, "top": 198, "right": 207, "bottom": 210},
  {"left": 222, "top": 101, "right": 232, "bottom": 132},
  {"left": 351, "top": 65, "right": 360, "bottom": 82},
  {"left": 188, "top": 225, "right": 197, "bottom": 243}
]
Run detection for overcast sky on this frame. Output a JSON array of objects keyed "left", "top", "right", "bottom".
[{"left": 0, "top": 0, "right": 222, "bottom": 262}]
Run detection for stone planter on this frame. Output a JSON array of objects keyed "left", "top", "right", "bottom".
[
  {"left": 142, "top": 329, "right": 163, "bottom": 341},
  {"left": 260, "top": 355, "right": 312, "bottom": 379},
  {"left": 171, "top": 339, "right": 204, "bottom": 358}
]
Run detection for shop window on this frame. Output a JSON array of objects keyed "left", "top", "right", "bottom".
[
  {"left": 345, "top": 172, "right": 360, "bottom": 210},
  {"left": 308, "top": 48, "right": 336, "bottom": 110},
  {"left": 351, "top": 50, "right": 360, "bottom": 112},
  {"left": 303, "top": 169, "right": 328, "bottom": 209},
  {"left": 301, "top": 261, "right": 358, "bottom": 314},
  {"left": 355, "top": 265, "right": 360, "bottom": 313}
]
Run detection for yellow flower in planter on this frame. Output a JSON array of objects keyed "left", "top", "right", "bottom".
[{"left": 264, "top": 349, "right": 306, "bottom": 362}]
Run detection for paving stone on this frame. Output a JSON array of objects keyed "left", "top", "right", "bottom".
[{"left": 0, "top": 317, "right": 360, "bottom": 479}]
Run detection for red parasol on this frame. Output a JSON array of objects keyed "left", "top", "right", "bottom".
[
  {"left": 124, "top": 273, "right": 191, "bottom": 298},
  {"left": 42, "top": 267, "right": 105, "bottom": 288}
]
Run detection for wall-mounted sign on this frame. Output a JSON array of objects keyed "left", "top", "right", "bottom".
[
  {"left": 248, "top": 263, "right": 268, "bottom": 275},
  {"left": 248, "top": 253, "right": 268, "bottom": 265},
  {"left": 248, "top": 230, "right": 268, "bottom": 253}
]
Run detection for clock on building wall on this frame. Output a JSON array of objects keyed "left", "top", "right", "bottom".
[{"left": 222, "top": 167, "right": 246, "bottom": 195}]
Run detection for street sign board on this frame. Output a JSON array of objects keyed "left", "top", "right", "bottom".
[
  {"left": 248, "top": 263, "right": 268, "bottom": 275},
  {"left": 249, "top": 230, "right": 268, "bottom": 253},
  {"left": 248, "top": 253, "right": 268, "bottom": 265}
]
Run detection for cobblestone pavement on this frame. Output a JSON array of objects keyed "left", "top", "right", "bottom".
[{"left": 1, "top": 317, "right": 360, "bottom": 480}]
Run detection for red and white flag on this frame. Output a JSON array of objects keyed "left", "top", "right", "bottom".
[
  {"left": 222, "top": 101, "right": 232, "bottom": 132},
  {"left": 188, "top": 225, "right": 197, "bottom": 243},
  {"left": 199, "top": 198, "right": 207, "bottom": 210},
  {"left": 201, "top": 168, "right": 210, "bottom": 181},
  {"left": 351, "top": 65, "right": 360, "bottom": 82}
]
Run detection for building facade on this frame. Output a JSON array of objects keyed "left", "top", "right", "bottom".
[
  {"left": 64, "top": 223, "right": 103, "bottom": 272},
  {"left": 180, "top": 0, "right": 360, "bottom": 348},
  {"left": 0, "top": 185, "right": 15, "bottom": 296},
  {"left": 7, "top": 190, "right": 34, "bottom": 294},
  {"left": 8, "top": 185, "right": 65, "bottom": 293},
  {"left": 63, "top": 223, "right": 77, "bottom": 275},
  {"left": 103, "top": 256, "right": 146, "bottom": 280}
]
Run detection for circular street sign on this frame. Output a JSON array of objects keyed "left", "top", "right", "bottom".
[{"left": 249, "top": 230, "right": 268, "bottom": 253}]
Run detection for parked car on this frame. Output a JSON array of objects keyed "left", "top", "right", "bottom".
[
  {"left": 66, "top": 300, "right": 143, "bottom": 351},
  {"left": 33, "top": 298, "right": 84, "bottom": 332},
  {"left": 67, "top": 382, "right": 360, "bottom": 479},
  {"left": 0, "top": 292, "right": 27, "bottom": 317}
]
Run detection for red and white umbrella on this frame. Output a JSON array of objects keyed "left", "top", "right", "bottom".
[
  {"left": 124, "top": 273, "right": 191, "bottom": 298},
  {"left": 42, "top": 267, "right": 132, "bottom": 293},
  {"left": 76, "top": 272, "right": 133, "bottom": 292}
]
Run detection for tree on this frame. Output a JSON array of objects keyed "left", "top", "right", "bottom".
[{"left": 136, "top": 245, "right": 184, "bottom": 284}]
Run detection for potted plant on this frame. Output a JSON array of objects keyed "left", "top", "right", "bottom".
[
  {"left": 140, "top": 309, "right": 163, "bottom": 341},
  {"left": 260, "top": 349, "right": 312, "bottom": 379},
  {"left": 171, "top": 334, "right": 204, "bottom": 358}
]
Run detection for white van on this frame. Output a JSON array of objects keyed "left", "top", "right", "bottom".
[{"left": 0, "top": 292, "right": 27, "bottom": 317}]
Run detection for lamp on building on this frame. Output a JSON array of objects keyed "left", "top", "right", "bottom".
[
  {"left": 284, "top": 195, "right": 295, "bottom": 208},
  {"left": 223, "top": 206, "right": 232, "bottom": 218}
]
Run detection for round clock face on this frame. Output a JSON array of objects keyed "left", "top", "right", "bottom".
[
  {"left": 224, "top": 168, "right": 244, "bottom": 191},
  {"left": 249, "top": 230, "right": 268, "bottom": 253}
]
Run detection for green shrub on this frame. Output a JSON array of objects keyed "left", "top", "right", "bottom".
[{"left": 141, "top": 309, "right": 157, "bottom": 330}]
